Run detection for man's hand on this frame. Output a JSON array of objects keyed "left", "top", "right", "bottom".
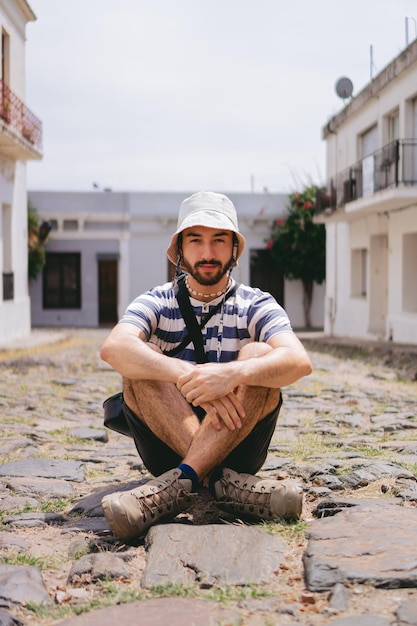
[
  {"left": 177, "top": 362, "right": 237, "bottom": 403},
  {"left": 200, "top": 393, "right": 245, "bottom": 431},
  {"left": 177, "top": 363, "right": 245, "bottom": 431}
]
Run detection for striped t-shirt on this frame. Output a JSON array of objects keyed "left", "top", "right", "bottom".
[{"left": 120, "top": 278, "right": 293, "bottom": 363}]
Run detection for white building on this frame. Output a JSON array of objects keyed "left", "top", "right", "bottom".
[
  {"left": 0, "top": 0, "right": 42, "bottom": 344},
  {"left": 28, "top": 190, "right": 325, "bottom": 330},
  {"left": 317, "top": 38, "right": 417, "bottom": 345}
]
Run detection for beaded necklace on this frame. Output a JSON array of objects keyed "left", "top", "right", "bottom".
[{"left": 185, "top": 276, "right": 231, "bottom": 300}]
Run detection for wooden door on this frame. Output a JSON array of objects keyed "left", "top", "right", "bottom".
[{"left": 98, "top": 259, "right": 118, "bottom": 325}]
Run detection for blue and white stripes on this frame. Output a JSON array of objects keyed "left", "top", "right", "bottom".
[{"left": 120, "top": 279, "right": 293, "bottom": 363}]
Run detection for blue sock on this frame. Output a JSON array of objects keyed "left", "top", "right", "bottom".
[{"left": 178, "top": 463, "right": 199, "bottom": 491}]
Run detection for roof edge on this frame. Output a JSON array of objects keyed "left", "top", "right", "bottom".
[{"left": 323, "top": 38, "right": 417, "bottom": 138}]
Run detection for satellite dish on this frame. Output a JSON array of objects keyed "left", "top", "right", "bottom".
[{"left": 335, "top": 76, "right": 354, "bottom": 99}]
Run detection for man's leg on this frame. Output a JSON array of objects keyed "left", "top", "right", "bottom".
[
  {"left": 102, "top": 340, "right": 214, "bottom": 541},
  {"left": 102, "top": 342, "right": 302, "bottom": 540},
  {"left": 121, "top": 342, "right": 278, "bottom": 476},
  {"left": 122, "top": 343, "right": 202, "bottom": 461},
  {"left": 180, "top": 342, "right": 280, "bottom": 480},
  {"left": 101, "top": 383, "right": 198, "bottom": 542},
  {"left": 176, "top": 343, "right": 302, "bottom": 521}
]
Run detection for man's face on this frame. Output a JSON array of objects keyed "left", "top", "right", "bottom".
[{"left": 180, "top": 225, "right": 234, "bottom": 286}]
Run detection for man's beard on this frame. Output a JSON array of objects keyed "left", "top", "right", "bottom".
[{"left": 182, "top": 256, "right": 234, "bottom": 286}]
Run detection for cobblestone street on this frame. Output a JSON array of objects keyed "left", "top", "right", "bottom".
[{"left": 1, "top": 328, "right": 417, "bottom": 626}]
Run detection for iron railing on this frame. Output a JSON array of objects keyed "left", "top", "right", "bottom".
[
  {"left": 0, "top": 80, "right": 42, "bottom": 152},
  {"left": 3, "top": 272, "right": 14, "bottom": 301},
  {"left": 316, "top": 140, "right": 417, "bottom": 214}
]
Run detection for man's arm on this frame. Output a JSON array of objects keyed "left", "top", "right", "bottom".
[
  {"left": 237, "top": 332, "right": 312, "bottom": 388},
  {"left": 100, "top": 322, "right": 191, "bottom": 382},
  {"left": 177, "top": 332, "right": 312, "bottom": 406},
  {"left": 101, "top": 321, "right": 246, "bottom": 430}
]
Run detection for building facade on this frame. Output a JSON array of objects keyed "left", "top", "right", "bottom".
[
  {"left": 28, "top": 190, "right": 325, "bottom": 330},
  {"left": 317, "top": 39, "right": 417, "bottom": 344},
  {"left": 0, "top": 0, "right": 42, "bottom": 344}
]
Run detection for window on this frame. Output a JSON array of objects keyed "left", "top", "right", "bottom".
[
  {"left": 2, "top": 272, "right": 13, "bottom": 300},
  {"left": 412, "top": 98, "right": 417, "bottom": 183},
  {"left": 1, "top": 29, "right": 10, "bottom": 84},
  {"left": 388, "top": 110, "right": 399, "bottom": 142},
  {"left": 1, "top": 30, "right": 10, "bottom": 124},
  {"left": 360, "top": 125, "right": 378, "bottom": 159},
  {"left": 351, "top": 248, "right": 367, "bottom": 297},
  {"left": 360, "top": 126, "right": 378, "bottom": 197},
  {"left": 43, "top": 252, "right": 81, "bottom": 309},
  {"left": 2, "top": 204, "right": 13, "bottom": 301},
  {"left": 63, "top": 219, "right": 78, "bottom": 231}
]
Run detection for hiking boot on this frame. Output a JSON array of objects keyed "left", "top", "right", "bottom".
[
  {"left": 213, "top": 468, "right": 303, "bottom": 521},
  {"left": 101, "top": 468, "right": 196, "bottom": 541}
]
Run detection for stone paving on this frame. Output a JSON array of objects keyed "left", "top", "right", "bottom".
[{"left": 0, "top": 328, "right": 417, "bottom": 625}]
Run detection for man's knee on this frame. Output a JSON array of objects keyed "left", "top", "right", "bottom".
[
  {"left": 263, "top": 387, "right": 281, "bottom": 416},
  {"left": 238, "top": 342, "right": 272, "bottom": 360}
]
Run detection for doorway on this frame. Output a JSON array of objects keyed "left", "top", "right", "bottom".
[
  {"left": 250, "top": 249, "right": 284, "bottom": 306},
  {"left": 368, "top": 234, "right": 388, "bottom": 337},
  {"left": 98, "top": 259, "right": 118, "bottom": 325}
]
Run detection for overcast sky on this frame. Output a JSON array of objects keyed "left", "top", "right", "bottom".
[{"left": 25, "top": 0, "right": 417, "bottom": 194}]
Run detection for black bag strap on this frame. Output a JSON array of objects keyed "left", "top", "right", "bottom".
[
  {"left": 164, "top": 275, "right": 237, "bottom": 362},
  {"left": 176, "top": 278, "right": 207, "bottom": 362}
]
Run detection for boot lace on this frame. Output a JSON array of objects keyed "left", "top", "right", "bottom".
[
  {"left": 132, "top": 477, "right": 192, "bottom": 520},
  {"left": 222, "top": 477, "right": 272, "bottom": 514}
]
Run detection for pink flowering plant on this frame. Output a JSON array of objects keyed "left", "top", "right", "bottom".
[{"left": 266, "top": 185, "right": 325, "bottom": 328}]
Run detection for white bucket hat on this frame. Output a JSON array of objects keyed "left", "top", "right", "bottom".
[{"left": 166, "top": 191, "right": 246, "bottom": 265}]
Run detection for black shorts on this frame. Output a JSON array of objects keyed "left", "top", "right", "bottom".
[{"left": 122, "top": 395, "right": 282, "bottom": 477}]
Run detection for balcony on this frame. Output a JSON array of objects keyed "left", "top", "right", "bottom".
[
  {"left": 0, "top": 80, "right": 42, "bottom": 160},
  {"left": 316, "top": 140, "right": 417, "bottom": 221}
]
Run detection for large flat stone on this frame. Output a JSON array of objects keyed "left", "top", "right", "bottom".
[
  {"left": 0, "top": 495, "right": 40, "bottom": 512},
  {"left": 142, "top": 523, "right": 287, "bottom": 588},
  {"left": 3, "top": 512, "right": 65, "bottom": 529},
  {"left": 304, "top": 503, "right": 417, "bottom": 591},
  {"left": 67, "top": 553, "right": 131, "bottom": 583},
  {"left": 68, "top": 480, "right": 144, "bottom": 517},
  {"left": 0, "top": 565, "right": 51, "bottom": 606},
  {"left": 68, "top": 427, "right": 108, "bottom": 443},
  {"left": 56, "top": 598, "right": 240, "bottom": 626},
  {"left": 5, "top": 476, "right": 74, "bottom": 499},
  {"left": 0, "top": 533, "right": 31, "bottom": 553},
  {"left": 0, "top": 459, "right": 85, "bottom": 482}
]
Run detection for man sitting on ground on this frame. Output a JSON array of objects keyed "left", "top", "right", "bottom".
[{"left": 100, "top": 191, "right": 312, "bottom": 540}]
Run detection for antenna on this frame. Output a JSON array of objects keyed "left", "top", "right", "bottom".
[
  {"left": 335, "top": 76, "right": 354, "bottom": 100},
  {"left": 406, "top": 17, "right": 417, "bottom": 46}
]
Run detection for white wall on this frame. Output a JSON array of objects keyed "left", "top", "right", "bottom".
[
  {"left": 388, "top": 204, "right": 417, "bottom": 343},
  {"left": 284, "top": 280, "right": 325, "bottom": 330},
  {"left": 0, "top": 0, "right": 36, "bottom": 345},
  {"left": 322, "top": 42, "right": 417, "bottom": 344},
  {"left": 29, "top": 190, "right": 326, "bottom": 330}
]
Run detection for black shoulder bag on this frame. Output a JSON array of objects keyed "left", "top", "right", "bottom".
[{"left": 103, "top": 276, "right": 237, "bottom": 436}]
